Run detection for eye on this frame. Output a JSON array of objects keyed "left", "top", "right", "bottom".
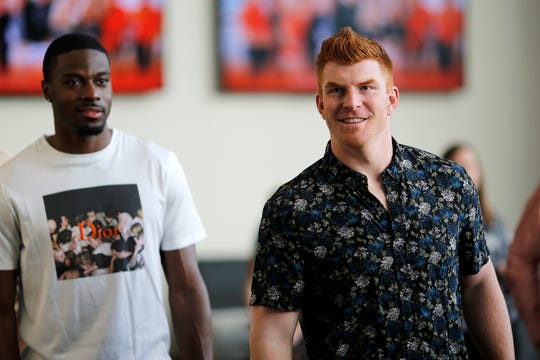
[
  {"left": 327, "top": 87, "right": 344, "bottom": 95},
  {"left": 95, "top": 78, "right": 110, "bottom": 87},
  {"left": 65, "top": 78, "right": 81, "bottom": 87}
]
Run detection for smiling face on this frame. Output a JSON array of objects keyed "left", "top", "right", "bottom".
[
  {"left": 42, "top": 49, "right": 112, "bottom": 139},
  {"left": 316, "top": 59, "right": 398, "bottom": 154}
]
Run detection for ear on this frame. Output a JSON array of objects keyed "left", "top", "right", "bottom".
[
  {"left": 386, "top": 86, "right": 399, "bottom": 116},
  {"left": 316, "top": 92, "right": 325, "bottom": 119},
  {"left": 41, "top": 80, "right": 51, "bottom": 102}
]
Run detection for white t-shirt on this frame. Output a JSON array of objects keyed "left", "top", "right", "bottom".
[{"left": 0, "top": 129, "right": 206, "bottom": 359}]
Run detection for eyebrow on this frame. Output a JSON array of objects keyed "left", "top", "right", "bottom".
[
  {"left": 324, "top": 78, "right": 378, "bottom": 89},
  {"left": 61, "top": 70, "right": 111, "bottom": 78},
  {"left": 324, "top": 81, "right": 342, "bottom": 89}
]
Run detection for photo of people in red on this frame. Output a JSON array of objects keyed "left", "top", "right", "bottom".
[
  {"left": 0, "top": 0, "right": 162, "bottom": 94},
  {"left": 218, "top": 0, "right": 464, "bottom": 92},
  {"left": 44, "top": 184, "right": 145, "bottom": 281}
]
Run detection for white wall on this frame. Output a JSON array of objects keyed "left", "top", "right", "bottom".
[{"left": 1, "top": 1, "right": 539, "bottom": 260}]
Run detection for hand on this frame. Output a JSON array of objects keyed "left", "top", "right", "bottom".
[
  {"left": 82, "top": 264, "right": 97, "bottom": 276},
  {"left": 117, "top": 251, "right": 132, "bottom": 259},
  {"left": 134, "top": 235, "right": 144, "bottom": 252}
]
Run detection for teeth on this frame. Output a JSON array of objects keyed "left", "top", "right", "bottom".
[{"left": 342, "top": 118, "right": 366, "bottom": 123}]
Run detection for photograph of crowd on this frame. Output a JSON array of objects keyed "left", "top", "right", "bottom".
[
  {"left": 218, "top": 0, "right": 465, "bottom": 92},
  {"left": 0, "top": 0, "right": 162, "bottom": 94},
  {"left": 43, "top": 184, "right": 145, "bottom": 281}
]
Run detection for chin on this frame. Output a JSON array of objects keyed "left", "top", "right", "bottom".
[{"left": 78, "top": 124, "right": 106, "bottom": 136}]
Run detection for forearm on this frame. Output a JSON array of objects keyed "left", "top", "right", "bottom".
[
  {"left": 462, "top": 265, "right": 514, "bottom": 359},
  {"left": 508, "top": 182, "right": 540, "bottom": 352},
  {"left": 0, "top": 311, "right": 20, "bottom": 360},
  {"left": 0, "top": 270, "right": 21, "bottom": 360},
  {"left": 507, "top": 254, "right": 540, "bottom": 347},
  {"left": 127, "top": 248, "right": 142, "bottom": 269},
  {"left": 169, "top": 282, "right": 213, "bottom": 360}
]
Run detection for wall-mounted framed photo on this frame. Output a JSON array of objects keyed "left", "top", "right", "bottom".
[
  {"left": 218, "top": 0, "right": 465, "bottom": 93},
  {"left": 0, "top": 0, "right": 162, "bottom": 95}
]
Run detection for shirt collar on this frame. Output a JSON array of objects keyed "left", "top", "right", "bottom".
[
  {"left": 384, "top": 138, "right": 405, "bottom": 181},
  {"left": 321, "top": 138, "right": 405, "bottom": 184}
]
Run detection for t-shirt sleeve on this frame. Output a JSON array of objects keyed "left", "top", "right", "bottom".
[
  {"left": 250, "top": 197, "right": 304, "bottom": 311},
  {"left": 0, "top": 184, "right": 21, "bottom": 269},
  {"left": 457, "top": 175, "right": 489, "bottom": 275},
  {"left": 160, "top": 151, "right": 206, "bottom": 251}
]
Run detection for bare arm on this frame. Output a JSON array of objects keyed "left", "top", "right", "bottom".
[
  {"left": 161, "top": 245, "right": 212, "bottom": 360},
  {"left": 507, "top": 184, "right": 540, "bottom": 353},
  {"left": 0, "top": 270, "right": 20, "bottom": 360},
  {"left": 461, "top": 259, "right": 514, "bottom": 359},
  {"left": 250, "top": 305, "right": 299, "bottom": 359},
  {"left": 508, "top": 245, "right": 540, "bottom": 353}
]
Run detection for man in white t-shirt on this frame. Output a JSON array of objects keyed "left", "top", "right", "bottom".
[{"left": 0, "top": 33, "right": 213, "bottom": 359}]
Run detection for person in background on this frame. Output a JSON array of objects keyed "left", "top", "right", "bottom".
[
  {"left": 249, "top": 27, "right": 514, "bottom": 359},
  {"left": 0, "top": 33, "right": 212, "bottom": 359},
  {"left": 442, "top": 143, "right": 532, "bottom": 359},
  {"left": 508, "top": 181, "right": 540, "bottom": 358}
]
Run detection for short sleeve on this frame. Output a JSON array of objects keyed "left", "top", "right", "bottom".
[
  {"left": 250, "top": 197, "right": 305, "bottom": 311},
  {"left": 0, "top": 184, "right": 22, "bottom": 269},
  {"left": 160, "top": 152, "right": 206, "bottom": 251},
  {"left": 457, "top": 175, "right": 489, "bottom": 275}
]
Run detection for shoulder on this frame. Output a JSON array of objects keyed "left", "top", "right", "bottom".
[
  {"left": 396, "top": 143, "right": 478, "bottom": 204},
  {"left": 113, "top": 129, "right": 174, "bottom": 163},
  {"left": 516, "top": 182, "right": 540, "bottom": 232},
  {"left": 398, "top": 143, "right": 456, "bottom": 171},
  {"left": 0, "top": 138, "right": 43, "bottom": 179},
  {"left": 268, "top": 157, "right": 326, "bottom": 205},
  {"left": 114, "top": 129, "right": 168, "bottom": 154},
  {"left": 398, "top": 143, "right": 469, "bottom": 181},
  {"left": 112, "top": 130, "right": 189, "bottom": 185},
  {"left": 0, "top": 146, "right": 11, "bottom": 167}
]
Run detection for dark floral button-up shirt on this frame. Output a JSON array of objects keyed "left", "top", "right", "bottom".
[{"left": 250, "top": 140, "right": 489, "bottom": 359}]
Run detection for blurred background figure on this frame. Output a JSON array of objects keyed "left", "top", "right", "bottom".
[
  {"left": 443, "top": 144, "right": 509, "bottom": 272},
  {"left": 240, "top": 0, "right": 276, "bottom": 75},
  {"left": 508, "top": 181, "right": 540, "bottom": 359},
  {"left": 434, "top": 0, "right": 462, "bottom": 72},
  {"left": 443, "top": 143, "right": 536, "bottom": 360},
  {"left": 0, "top": 0, "right": 24, "bottom": 73}
]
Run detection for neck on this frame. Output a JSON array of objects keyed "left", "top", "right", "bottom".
[
  {"left": 47, "top": 128, "right": 113, "bottom": 154},
  {"left": 331, "top": 135, "right": 393, "bottom": 210},
  {"left": 332, "top": 136, "right": 393, "bottom": 178}
]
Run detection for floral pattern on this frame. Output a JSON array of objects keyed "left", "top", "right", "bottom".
[{"left": 250, "top": 140, "right": 489, "bottom": 359}]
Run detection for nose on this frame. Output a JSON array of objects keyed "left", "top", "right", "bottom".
[
  {"left": 81, "top": 81, "right": 100, "bottom": 100},
  {"left": 342, "top": 88, "right": 362, "bottom": 109}
]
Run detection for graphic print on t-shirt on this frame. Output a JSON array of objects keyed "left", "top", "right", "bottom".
[{"left": 43, "top": 184, "right": 145, "bottom": 280}]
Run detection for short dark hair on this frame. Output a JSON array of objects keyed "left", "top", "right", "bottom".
[{"left": 42, "top": 33, "right": 110, "bottom": 81}]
